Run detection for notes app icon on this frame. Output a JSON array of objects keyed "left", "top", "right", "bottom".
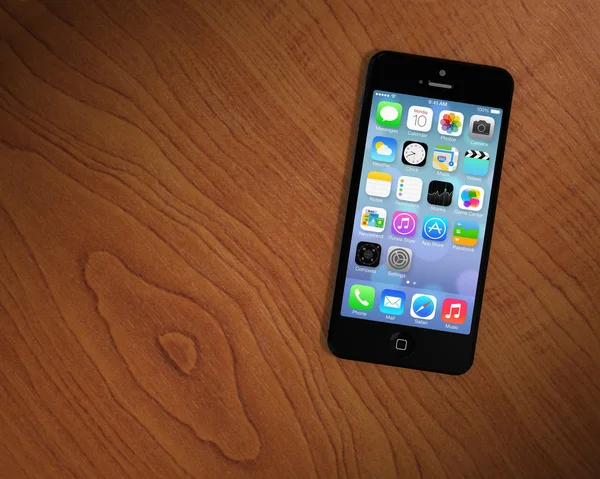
[
  {"left": 442, "top": 299, "right": 468, "bottom": 324},
  {"left": 365, "top": 171, "right": 392, "bottom": 198}
]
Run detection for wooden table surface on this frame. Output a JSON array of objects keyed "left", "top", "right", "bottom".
[{"left": 1, "top": 0, "right": 600, "bottom": 477}]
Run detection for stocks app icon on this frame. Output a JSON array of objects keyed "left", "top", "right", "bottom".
[{"left": 427, "top": 181, "right": 454, "bottom": 207}]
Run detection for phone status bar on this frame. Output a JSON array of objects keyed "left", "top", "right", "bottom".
[
  {"left": 374, "top": 90, "right": 502, "bottom": 116},
  {"left": 374, "top": 92, "right": 397, "bottom": 99}
]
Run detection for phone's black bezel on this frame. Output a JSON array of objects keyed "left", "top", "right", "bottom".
[{"left": 327, "top": 51, "right": 514, "bottom": 375}]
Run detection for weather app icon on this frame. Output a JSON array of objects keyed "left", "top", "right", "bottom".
[{"left": 371, "top": 136, "right": 397, "bottom": 163}]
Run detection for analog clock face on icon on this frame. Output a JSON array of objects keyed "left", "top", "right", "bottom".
[{"left": 402, "top": 141, "right": 428, "bottom": 167}]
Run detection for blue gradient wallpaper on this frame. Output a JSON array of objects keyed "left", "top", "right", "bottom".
[{"left": 340, "top": 90, "right": 503, "bottom": 335}]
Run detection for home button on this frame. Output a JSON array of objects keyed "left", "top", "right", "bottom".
[{"left": 388, "top": 331, "right": 415, "bottom": 358}]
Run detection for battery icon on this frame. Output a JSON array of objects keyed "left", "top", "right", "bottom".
[{"left": 490, "top": 109, "right": 501, "bottom": 114}]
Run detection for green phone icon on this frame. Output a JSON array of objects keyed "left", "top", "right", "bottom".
[
  {"left": 376, "top": 101, "right": 402, "bottom": 127},
  {"left": 349, "top": 284, "right": 376, "bottom": 310}
]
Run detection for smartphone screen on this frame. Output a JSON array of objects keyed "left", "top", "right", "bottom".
[{"left": 340, "top": 90, "right": 503, "bottom": 335}]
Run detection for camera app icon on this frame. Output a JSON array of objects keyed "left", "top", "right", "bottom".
[{"left": 469, "top": 115, "right": 495, "bottom": 140}]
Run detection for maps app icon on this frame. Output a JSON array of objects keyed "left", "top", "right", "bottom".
[{"left": 432, "top": 146, "right": 459, "bottom": 172}]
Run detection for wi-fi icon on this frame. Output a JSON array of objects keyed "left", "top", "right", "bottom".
[{"left": 391, "top": 94, "right": 396, "bottom": 98}]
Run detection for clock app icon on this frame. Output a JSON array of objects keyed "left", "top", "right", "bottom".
[{"left": 402, "top": 141, "right": 428, "bottom": 167}]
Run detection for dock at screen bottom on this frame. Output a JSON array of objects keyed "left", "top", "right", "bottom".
[{"left": 342, "top": 281, "right": 474, "bottom": 335}]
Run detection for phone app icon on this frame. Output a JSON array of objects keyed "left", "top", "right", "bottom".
[
  {"left": 464, "top": 150, "right": 490, "bottom": 176},
  {"left": 452, "top": 221, "right": 479, "bottom": 246},
  {"left": 427, "top": 180, "right": 454, "bottom": 206},
  {"left": 355, "top": 241, "right": 382, "bottom": 267},
  {"left": 422, "top": 216, "right": 448, "bottom": 241},
  {"left": 402, "top": 141, "right": 428, "bottom": 167},
  {"left": 458, "top": 185, "right": 485, "bottom": 211},
  {"left": 410, "top": 294, "right": 437, "bottom": 320},
  {"left": 380, "top": 289, "right": 406, "bottom": 315},
  {"left": 432, "top": 146, "right": 459, "bottom": 172},
  {"left": 407, "top": 106, "right": 433, "bottom": 132},
  {"left": 392, "top": 211, "right": 418, "bottom": 237},
  {"left": 376, "top": 101, "right": 402, "bottom": 127},
  {"left": 365, "top": 171, "right": 392, "bottom": 197},
  {"left": 371, "top": 137, "right": 397, "bottom": 163},
  {"left": 469, "top": 115, "right": 495, "bottom": 140},
  {"left": 397, "top": 176, "right": 423, "bottom": 202},
  {"left": 360, "top": 206, "right": 387, "bottom": 232},
  {"left": 437, "top": 110, "right": 464, "bottom": 136},
  {"left": 442, "top": 298, "right": 468, "bottom": 324},
  {"left": 349, "top": 284, "right": 375, "bottom": 311},
  {"left": 387, "top": 246, "right": 412, "bottom": 272}
]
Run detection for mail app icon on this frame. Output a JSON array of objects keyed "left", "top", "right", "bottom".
[
  {"left": 380, "top": 289, "right": 406, "bottom": 316},
  {"left": 384, "top": 296, "right": 402, "bottom": 308}
]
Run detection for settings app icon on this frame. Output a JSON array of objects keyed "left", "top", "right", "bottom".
[{"left": 386, "top": 246, "right": 413, "bottom": 272}]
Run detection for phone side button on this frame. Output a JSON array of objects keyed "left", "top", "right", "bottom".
[{"left": 388, "top": 331, "right": 415, "bottom": 358}]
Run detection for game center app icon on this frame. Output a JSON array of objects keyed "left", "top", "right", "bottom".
[
  {"left": 371, "top": 137, "right": 397, "bottom": 163},
  {"left": 410, "top": 294, "right": 437, "bottom": 320},
  {"left": 452, "top": 221, "right": 479, "bottom": 246},
  {"left": 391, "top": 211, "right": 418, "bottom": 237},
  {"left": 376, "top": 101, "right": 402, "bottom": 128},
  {"left": 437, "top": 110, "right": 464, "bottom": 136},
  {"left": 432, "top": 146, "right": 459, "bottom": 172},
  {"left": 396, "top": 176, "right": 423, "bottom": 202},
  {"left": 458, "top": 185, "right": 485, "bottom": 211},
  {"left": 360, "top": 206, "right": 387, "bottom": 232},
  {"left": 442, "top": 298, "right": 468, "bottom": 324}
]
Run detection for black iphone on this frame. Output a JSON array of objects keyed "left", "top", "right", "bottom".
[{"left": 328, "top": 51, "right": 514, "bottom": 374}]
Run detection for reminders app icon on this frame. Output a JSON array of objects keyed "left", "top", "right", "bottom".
[{"left": 380, "top": 289, "right": 406, "bottom": 316}]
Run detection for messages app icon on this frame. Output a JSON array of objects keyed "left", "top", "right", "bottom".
[{"left": 376, "top": 101, "right": 402, "bottom": 127}]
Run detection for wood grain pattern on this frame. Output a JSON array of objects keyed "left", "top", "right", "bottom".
[{"left": 1, "top": 0, "right": 599, "bottom": 477}]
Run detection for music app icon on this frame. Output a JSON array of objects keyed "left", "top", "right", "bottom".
[
  {"left": 391, "top": 211, "right": 418, "bottom": 237},
  {"left": 441, "top": 298, "right": 468, "bottom": 324}
]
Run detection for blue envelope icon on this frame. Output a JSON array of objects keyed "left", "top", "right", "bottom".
[{"left": 380, "top": 289, "right": 406, "bottom": 315}]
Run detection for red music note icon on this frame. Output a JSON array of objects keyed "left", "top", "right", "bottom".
[{"left": 441, "top": 299, "right": 468, "bottom": 324}]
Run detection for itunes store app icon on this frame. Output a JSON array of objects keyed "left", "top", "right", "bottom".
[{"left": 391, "top": 211, "right": 417, "bottom": 237}]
